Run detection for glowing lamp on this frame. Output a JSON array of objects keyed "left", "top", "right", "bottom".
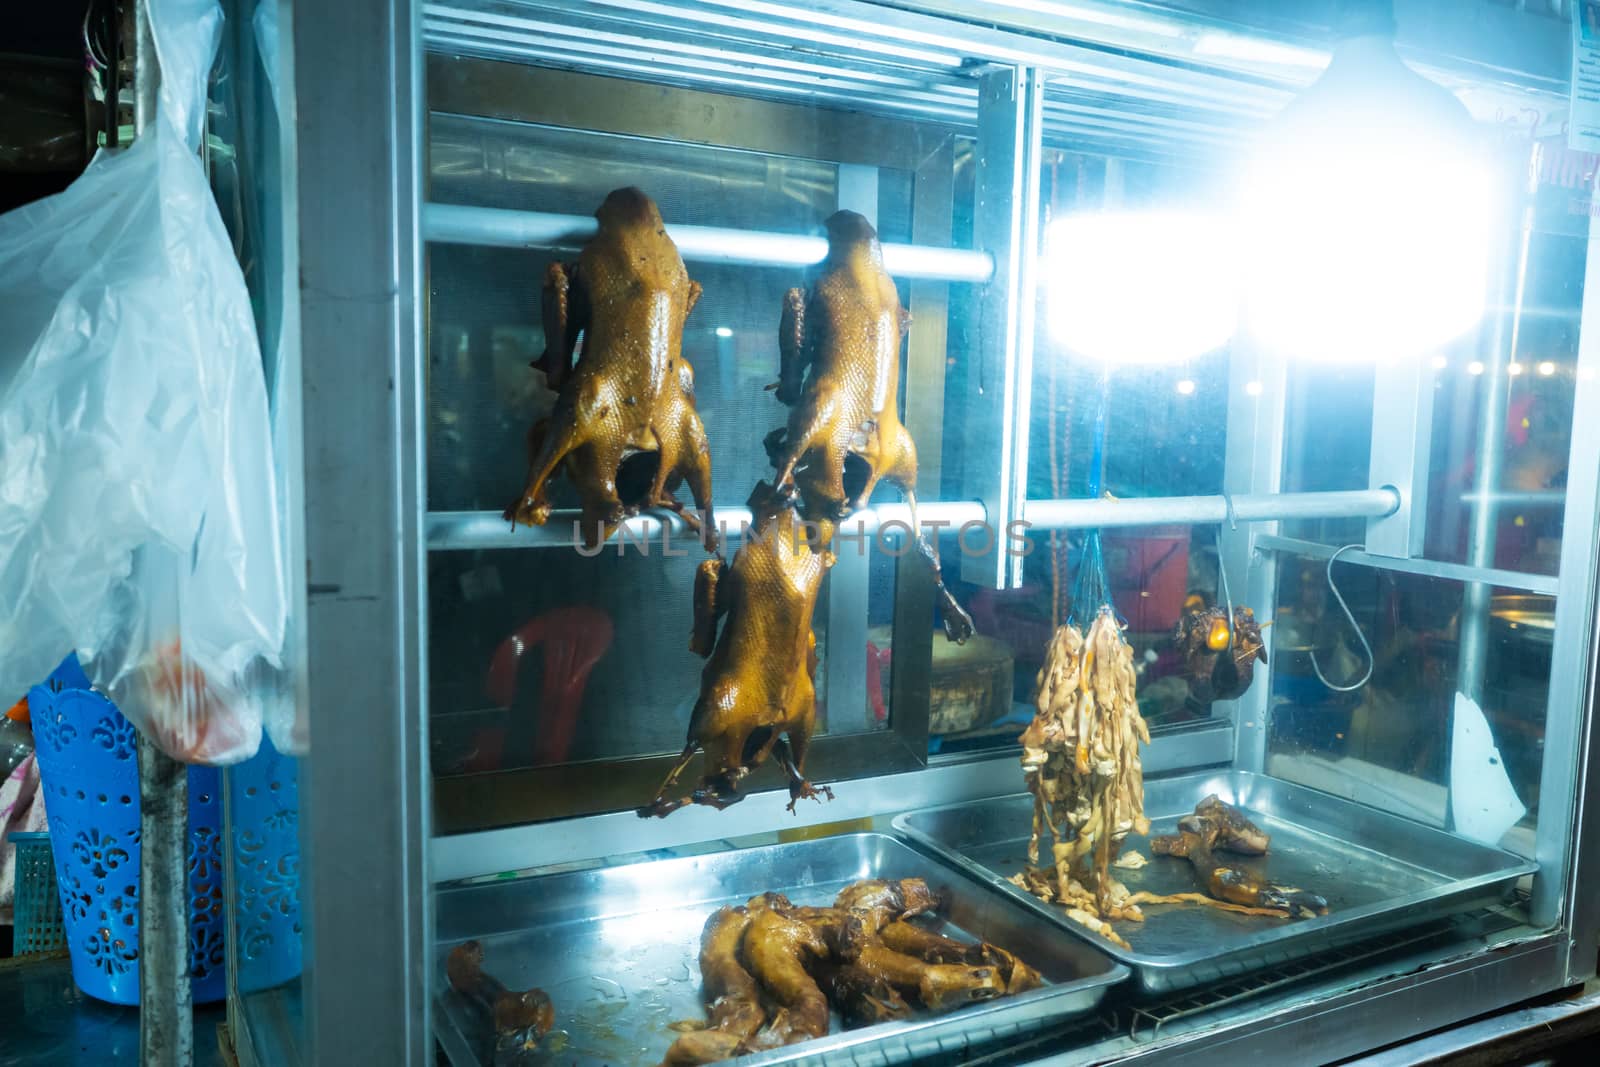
[
  {"left": 1240, "top": 1, "right": 1492, "bottom": 363},
  {"left": 1045, "top": 211, "right": 1237, "bottom": 365}
]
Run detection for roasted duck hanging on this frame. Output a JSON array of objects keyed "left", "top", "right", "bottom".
[
  {"left": 504, "top": 187, "right": 715, "bottom": 550},
  {"left": 764, "top": 210, "right": 972, "bottom": 643},
  {"left": 1010, "top": 609, "right": 1152, "bottom": 949},
  {"left": 1174, "top": 604, "right": 1267, "bottom": 703},
  {"left": 640, "top": 482, "right": 835, "bottom": 818}
]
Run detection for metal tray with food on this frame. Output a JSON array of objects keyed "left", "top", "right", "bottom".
[
  {"left": 434, "top": 832, "right": 1128, "bottom": 1066},
  {"left": 893, "top": 770, "right": 1536, "bottom": 996}
]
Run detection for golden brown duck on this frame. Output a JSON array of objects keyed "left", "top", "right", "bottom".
[
  {"left": 765, "top": 210, "right": 973, "bottom": 643},
  {"left": 444, "top": 940, "right": 554, "bottom": 1053},
  {"left": 505, "top": 187, "right": 715, "bottom": 550},
  {"left": 1174, "top": 605, "right": 1267, "bottom": 703},
  {"left": 639, "top": 482, "right": 835, "bottom": 817}
]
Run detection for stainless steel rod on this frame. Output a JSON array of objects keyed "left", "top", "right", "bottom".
[
  {"left": 1021, "top": 488, "right": 1399, "bottom": 530},
  {"left": 426, "top": 489, "right": 1397, "bottom": 551},
  {"left": 1458, "top": 489, "right": 1564, "bottom": 510},
  {"left": 423, "top": 202, "right": 995, "bottom": 282}
]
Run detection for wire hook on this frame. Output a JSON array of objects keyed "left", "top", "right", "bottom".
[
  {"left": 1214, "top": 527, "right": 1236, "bottom": 653},
  {"left": 1310, "top": 544, "right": 1375, "bottom": 693}
]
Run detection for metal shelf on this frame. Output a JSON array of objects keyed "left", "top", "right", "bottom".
[
  {"left": 424, "top": 202, "right": 995, "bottom": 281},
  {"left": 1258, "top": 534, "right": 1561, "bottom": 596}
]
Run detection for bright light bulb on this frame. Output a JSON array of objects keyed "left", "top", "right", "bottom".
[
  {"left": 1176, "top": 378, "right": 1197, "bottom": 395},
  {"left": 714, "top": 326, "right": 733, "bottom": 338},
  {"left": 1507, "top": 362, "right": 1524, "bottom": 376},
  {"left": 1046, "top": 212, "right": 1237, "bottom": 365},
  {"left": 1467, "top": 361, "right": 1485, "bottom": 375},
  {"left": 1431, "top": 356, "right": 1448, "bottom": 370},
  {"left": 1244, "top": 380, "right": 1264, "bottom": 396},
  {"left": 1537, "top": 361, "right": 1556, "bottom": 376}
]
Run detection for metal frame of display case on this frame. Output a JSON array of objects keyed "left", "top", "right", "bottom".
[{"left": 268, "top": 2, "right": 1600, "bottom": 1066}]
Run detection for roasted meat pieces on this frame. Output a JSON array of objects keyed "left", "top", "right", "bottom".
[
  {"left": 640, "top": 482, "right": 835, "bottom": 817},
  {"left": 1148, "top": 795, "right": 1328, "bottom": 919},
  {"left": 445, "top": 940, "right": 555, "bottom": 1055},
  {"left": 764, "top": 209, "right": 973, "bottom": 643},
  {"left": 656, "top": 878, "right": 1043, "bottom": 1065},
  {"left": 505, "top": 187, "right": 715, "bottom": 549},
  {"left": 1011, "top": 609, "right": 1152, "bottom": 949},
  {"left": 1174, "top": 605, "right": 1267, "bottom": 703}
]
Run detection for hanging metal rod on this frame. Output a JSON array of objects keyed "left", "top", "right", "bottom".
[
  {"left": 423, "top": 202, "right": 995, "bottom": 282},
  {"left": 1458, "top": 489, "right": 1564, "bottom": 510},
  {"left": 1021, "top": 488, "right": 1399, "bottom": 531},
  {"left": 426, "top": 489, "right": 1398, "bottom": 551}
]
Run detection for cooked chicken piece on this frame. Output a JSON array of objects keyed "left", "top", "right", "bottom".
[
  {"left": 640, "top": 484, "right": 835, "bottom": 818},
  {"left": 1151, "top": 807, "right": 1326, "bottom": 919},
  {"left": 832, "top": 878, "right": 939, "bottom": 918},
  {"left": 819, "top": 961, "right": 913, "bottom": 1029},
  {"left": 505, "top": 187, "right": 715, "bottom": 550},
  {"left": 659, "top": 1030, "right": 744, "bottom": 1067},
  {"left": 1174, "top": 606, "right": 1267, "bottom": 704},
  {"left": 1194, "top": 793, "right": 1270, "bottom": 854},
  {"left": 841, "top": 939, "right": 1005, "bottom": 1014},
  {"left": 764, "top": 210, "right": 972, "bottom": 643},
  {"left": 877, "top": 921, "right": 984, "bottom": 965},
  {"left": 444, "top": 940, "right": 554, "bottom": 1051},
  {"left": 657, "top": 906, "right": 766, "bottom": 1067},
  {"left": 741, "top": 908, "right": 832, "bottom": 1050}
]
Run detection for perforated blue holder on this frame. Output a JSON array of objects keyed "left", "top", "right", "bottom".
[{"left": 27, "top": 654, "right": 301, "bottom": 1004}]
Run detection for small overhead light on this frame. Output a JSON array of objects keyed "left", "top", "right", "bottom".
[
  {"left": 1244, "top": 380, "right": 1264, "bottom": 396},
  {"left": 1467, "top": 361, "right": 1485, "bottom": 376},
  {"left": 1507, "top": 362, "right": 1524, "bottom": 376},
  {"left": 1537, "top": 361, "right": 1556, "bottom": 377},
  {"left": 1176, "top": 379, "right": 1197, "bottom": 395},
  {"left": 1431, "top": 355, "right": 1448, "bottom": 370},
  {"left": 714, "top": 326, "right": 734, "bottom": 338}
]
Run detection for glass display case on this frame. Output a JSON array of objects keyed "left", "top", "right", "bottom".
[{"left": 231, "top": 1, "right": 1600, "bottom": 1064}]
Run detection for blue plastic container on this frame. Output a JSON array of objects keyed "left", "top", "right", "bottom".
[
  {"left": 229, "top": 731, "right": 301, "bottom": 993},
  {"left": 28, "top": 654, "right": 301, "bottom": 1004},
  {"left": 8, "top": 831, "right": 65, "bottom": 955}
]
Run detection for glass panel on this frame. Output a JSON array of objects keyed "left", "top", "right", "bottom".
[{"left": 424, "top": 91, "right": 977, "bottom": 829}]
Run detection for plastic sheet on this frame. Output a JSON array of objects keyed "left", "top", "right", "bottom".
[{"left": 0, "top": 4, "right": 284, "bottom": 764}]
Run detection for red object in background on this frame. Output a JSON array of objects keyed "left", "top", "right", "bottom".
[
  {"left": 866, "top": 642, "right": 892, "bottom": 723},
  {"left": 479, "top": 605, "right": 614, "bottom": 770},
  {"left": 1103, "top": 528, "right": 1190, "bottom": 635}
]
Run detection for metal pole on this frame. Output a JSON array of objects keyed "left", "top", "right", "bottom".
[
  {"left": 422, "top": 202, "right": 994, "bottom": 282},
  {"left": 133, "top": 5, "right": 192, "bottom": 1065},
  {"left": 423, "top": 488, "right": 1400, "bottom": 552}
]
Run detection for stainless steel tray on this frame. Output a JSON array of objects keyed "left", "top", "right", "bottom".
[
  {"left": 434, "top": 832, "right": 1128, "bottom": 1066},
  {"left": 893, "top": 770, "right": 1536, "bottom": 996}
]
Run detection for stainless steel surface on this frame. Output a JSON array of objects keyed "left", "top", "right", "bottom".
[
  {"left": 1364, "top": 362, "right": 1433, "bottom": 560},
  {"left": 1222, "top": 346, "right": 1289, "bottom": 776},
  {"left": 1460, "top": 489, "right": 1566, "bottom": 510},
  {"left": 138, "top": 732, "right": 193, "bottom": 1067},
  {"left": 433, "top": 834, "right": 1127, "bottom": 1067},
  {"left": 961, "top": 65, "right": 1043, "bottom": 590},
  {"left": 423, "top": 202, "right": 994, "bottom": 281},
  {"left": 1344, "top": 982, "right": 1600, "bottom": 1066},
  {"left": 430, "top": 723, "right": 1234, "bottom": 883},
  {"left": 1539, "top": 180, "right": 1600, "bottom": 961},
  {"left": 293, "top": 0, "right": 433, "bottom": 1063},
  {"left": 894, "top": 770, "right": 1536, "bottom": 995},
  {"left": 1024, "top": 489, "right": 1398, "bottom": 531},
  {"left": 1257, "top": 534, "right": 1561, "bottom": 596}
]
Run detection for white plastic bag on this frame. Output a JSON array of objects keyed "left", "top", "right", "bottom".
[{"left": 0, "top": 9, "right": 285, "bottom": 763}]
